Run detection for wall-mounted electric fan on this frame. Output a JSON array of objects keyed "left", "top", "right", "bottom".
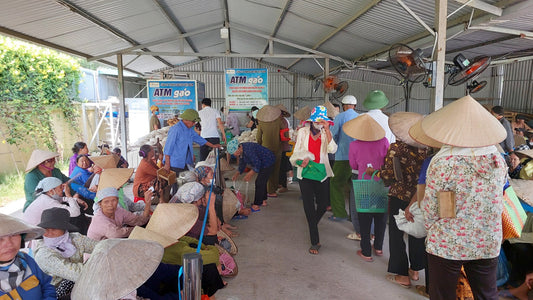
[
  {"left": 313, "top": 75, "right": 349, "bottom": 100},
  {"left": 389, "top": 43, "right": 428, "bottom": 83},
  {"left": 448, "top": 54, "right": 491, "bottom": 86}
]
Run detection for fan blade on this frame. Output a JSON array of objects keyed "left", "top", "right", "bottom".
[
  {"left": 331, "top": 81, "right": 349, "bottom": 99},
  {"left": 448, "top": 56, "right": 491, "bottom": 86}
]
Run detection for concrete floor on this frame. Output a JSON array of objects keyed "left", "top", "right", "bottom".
[{"left": 215, "top": 180, "right": 428, "bottom": 300}]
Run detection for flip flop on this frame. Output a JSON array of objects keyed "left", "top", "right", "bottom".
[
  {"left": 232, "top": 214, "right": 248, "bottom": 220},
  {"left": 357, "top": 250, "right": 374, "bottom": 262},
  {"left": 309, "top": 244, "right": 320, "bottom": 255},
  {"left": 415, "top": 285, "right": 429, "bottom": 298},
  {"left": 251, "top": 207, "right": 261, "bottom": 212},
  {"left": 386, "top": 274, "right": 411, "bottom": 289}
]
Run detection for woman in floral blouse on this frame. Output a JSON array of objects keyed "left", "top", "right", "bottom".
[{"left": 420, "top": 95, "right": 508, "bottom": 299}]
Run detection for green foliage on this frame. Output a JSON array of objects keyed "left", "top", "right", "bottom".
[{"left": 0, "top": 36, "right": 81, "bottom": 150}]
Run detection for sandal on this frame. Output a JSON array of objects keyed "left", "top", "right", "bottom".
[
  {"left": 415, "top": 285, "right": 429, "bottom": 298},
  {"left": 373, "top": 247, "right": 383, "bottom": 256},
  {"left": 409, "top": 269, "right": 420, "bottom": 281},
  {"left": 357, "top": 250, "right": 373, "bottom": 262},
  {"left": 386, "top": 274, "right": 411, "bottom": 288},
  {"left": 309, "top": 244, "right": 321, "bottom": 255}
]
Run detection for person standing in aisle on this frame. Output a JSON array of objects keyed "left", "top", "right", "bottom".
[
  {"left": 256, "top": 105, "right": 283, "bottom": 199},
  {"left": 198, "top": 98, "right": 227, "bottom": 161},
  {"left": 150, "top": 105, "right": 161, "bottom": 132}
]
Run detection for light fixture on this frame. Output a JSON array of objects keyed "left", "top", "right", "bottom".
[{"left": 220, "top": 27, "right": 229, "bottom": 39}]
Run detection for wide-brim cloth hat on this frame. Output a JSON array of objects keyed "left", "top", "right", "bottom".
[
  {"left": 219, "top": 157, "right": 235, "bottom": 172},
  {"left": 323, "top": 101, "right": 339, "bottom": 119},
  {"left": 389, "top": 112, "right": 427, "bottom": 148},
  {"left": 275, "top": 104, "right": 291, "bottom": 117},
  {"left": 408, "top": 119, "right": 443, "bottom": 149},
  {"left": 306, "top": 105, "right": 334, "bottom": 125},
  {"left": 71, "top": 239, "right": 163, "bottom": 300},
  {"left": 0, "top": 213, "right": 44, "bottom": 240},
  {"left": 25, "top": 149, "right": 59, "bottom": 172},
  {"left": 227, "top": 138, "right": 240, "bottom": 155},
  {"left": 180, "top": 109, "right": 201, "bottom": 122},
  {"left": 35, "top": 177, "right": 62, "bottom": 193},
  {"left": 97, "top": 168, "right": 134, "bottom": 191},
  {"left": 37, "top": 207, "right": 79, "bottom": 232},
  {"left": 222, "top": 188, "right": 239, "bottom": 224},
  {"left": 146, "top": 203, "right": 199, "bottom": 241},
  {"left": 421, "top": 95, "right": 507, "bottom": 147},
  {"left": 342, "top": 114, "right": 385, "bottom": 141},
  {"left": 363, "top": 90, "right": 389, "bottom": 110},
  {"left": 90, "top": 155, "right": 119, "bottom": 169},
  {"left": 294, "top": 106, "right": 312, "bottom": 121},
  {"left": 256, "top": 105, "right": 282, "bottom": 122},
  {"left": 95, "top": 187, "right": 119, "bottom": 203}
]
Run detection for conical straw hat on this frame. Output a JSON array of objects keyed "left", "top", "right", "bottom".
[
  {"left": 342, "top": 114, "right": 385, "bottom": 141},
  {"left": 421, "top": 95, "right": 506, "bottom": 147},
  {"left": 256, "top": 105, "right": 282, "bottom": 122},
  {"left": 408, "top": 119, "right": 443, "bottom": 148},
  {"left": 97, "top": 168, "right": 134, "bottom": 191},
  {"left": 275, "top": 104, "right": 291, "bottom": 117},
  {"left": 323, "top": 101, "right": 339, "bottom": 119},
  {"left": 71, "top": 239, "right": 163, "bottom": 300},
  {"left": 389, "top": 112, "right": 426, "bottom": 148},
  {"left": 217, "top": 229, "right": 238, "bottom": 255},
  {"left": 517, "top": 149, "right": 533, "bottom": 159},
  {"left": 25, "top": 149, "right": 59, "bottom": 172},
  {"left": 0, "top": 213, "right": 44, "bottom": 240},
  {"left": 128, "top": 226, "right": 178, "bottom": 248},
  {"left": 219, "top": 157, "right": 235, "bottom": 172},
  {"left": 146, "top": 203, "right": 199, "bottom": 240},
  {"left": 90, "top": 155, "right": 119, "bottom": 169},
  {"left": 222, "top": 188, "right": 239, "bottom": 224},
  {"left": 294, "top": 106, "right": 312, "bottom": 121}
]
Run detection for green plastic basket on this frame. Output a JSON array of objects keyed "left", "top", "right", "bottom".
[{"left": 352, "top": 171, "right": 389, "bottom": 213}]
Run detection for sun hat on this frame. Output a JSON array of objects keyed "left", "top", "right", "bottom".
[
  {"left": 389, "top": 112, "right": 426, "bottom": 148},
  {"left": 227, "top": 138, "right": 240, "bottom": 155},
  {"left": 408, "top": 119, "right": 443, "bottom": 148},
  {"left": 341, "top": 95, "right": 357, "bottom": 105},
  {"left": 175, "top": 182, "right": 205, "bottom": 204},
  {"left": 323, "top": 101, "right": 339, "bottom": 119},
  {"left": 294, "top": 106, "right": 312, "bottom": 121},
  {"left": 71, "top": 239, "right": 163, "bottom": 300},
  {"left": 150, "top": 105, "right": 159, "bottom": 112},
  {"left": 180, "top": 109, "right": 201, "bottom": 122},
  {"left": 0, "top": 213, "right": 44, "bottom": 240},
  {"left": 25, "top": 149, "right": 59, "bottom": 172},
  {"left": 95, "top": 187, "right": 119, "bottom": 203},
  {"left": 363, "top": 90, "right": 389, "bottom": 110},
  {"left": 97, "top": 168, "right": 134, "bottom": 191},
  {"left": 145, "top": 203, "right": 199, "bottom": 241},
  {"left": 421, "top": 95, "right": 507, "bottom": 148},
  {"left": 306, "top": 105, "right": 334, "bottom": 125},
  {"left": 275, "top": 104, "right": 291, "bottom": 117},
  {"left": 37, "top": 207, "right": 79, "bottom": 232},
  {"left": 35, "top": 177, "right": 62, "bottom": 193},
  {"left": 90, "top": 155, "right": 119, "bottom": 169},
  {"left": 222, "top": 188, "right": 239, "bottom": 224},
  {"left": 342, "top": 114, "right": 385, "bottom": 141},
  {"left": 256, "top": 105, "right": 282, "bottom": 122},
  {"left": 128, "top": 226, "right": 177, "bottom": 249}
]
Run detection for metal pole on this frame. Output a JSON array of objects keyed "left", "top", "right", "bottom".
[
  {"left": 324, "top": 58, "right": 329, "bottom": 102},
  {"left": 431, "top": 0, "right": 447, "bottom": 111},
  {"left": 117, "top": 54, "right": 128, "bottom": 155},
  {"left": 183, "top": 252, "right": 202, "bottom": 300}
]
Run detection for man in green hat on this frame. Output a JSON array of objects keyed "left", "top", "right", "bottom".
[
  {"left": 164, "top": 109, "right": 221, "bottom": 188},
  {"left": 363, "top": 90, "right": 396, "bottom": 144}
]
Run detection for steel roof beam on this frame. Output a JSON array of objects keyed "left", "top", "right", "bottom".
[
  {"left": 260, "top": 0, "right": 293, "bottom": 58},
  {"left": 453, "top": 0, "right": 502, "bottom": 16},
  {"left": 286, "top": 0, "right": 384, "bottom": 69},
  {"left": 222, "top": 0, "right": 232, "bottom": 54},
  {"left": 55, "top": 0, "right": 173, "bottom": 67},
  {"left": 124, "top": 51, "right": 327, "bottom": 58},
  {"left": 153, "top": 0, "right": 199, "bottom": 53}
]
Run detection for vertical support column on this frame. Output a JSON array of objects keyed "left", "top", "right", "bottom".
[
  {"left": 183, "top": 252, "right": 202, "bottom": 300},
  {"left": 431, "top": 0, "right": 447, "bottom": 111},
  {"left": 82, "top": 104, "right": 88, "bottom": 144},
  {"left": 324, "top": 58, "right": 329, "bottom": 102},
  {"left": 117, "top": 54, "right": 128, "bottom": 155},
  {"left": 292, "top": 74, "right": 297, "bottom": 129},
  {"left": 495, "top": 65, "right": 505, "bottom": 106}
]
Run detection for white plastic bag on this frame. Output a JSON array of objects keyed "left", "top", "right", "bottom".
[{"left": 394, "top": 204, "right": 427, "bottom": 238}]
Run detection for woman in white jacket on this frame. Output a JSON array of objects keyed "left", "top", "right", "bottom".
[{"left": 290, "top": 105, "right": 337, "bottom": 255}]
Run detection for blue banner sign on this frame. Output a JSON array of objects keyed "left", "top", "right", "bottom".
[{"left": 225, "top": 68, "right": 268, "bottom": 111}]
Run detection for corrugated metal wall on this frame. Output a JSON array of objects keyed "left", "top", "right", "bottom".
[{"left": 502, "top": 60, "right": 533, "bottom": 114}]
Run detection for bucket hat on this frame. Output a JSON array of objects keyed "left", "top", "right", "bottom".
[
  {"left": 306, "top": 105, "right": 333, "bottom": 125},
  {"left": 95, "top": 187, "right": 119, "bottom": 203},
  {"left": 35, "top": 177, "right": 62, "bottom": 193},
  {"left": 294, "top": 106, "right": 312, "bottom": 121},
  {"left": 408, "top": 119, "right": 443, "bottom": 148},
  {"left": 256, "top": 105, "right": 282, "bottom": 122},
  {"left": 71, "top": 239, "right": 163, "bottom": 300},
  {"left": 180, "top": 109, "right": 201, "bottom": 122},
  {"left": 0, "top": 213, "right": 44, "bottom": 240},
  {"left": 90, "top": 155, "right": 119, "bottom": 169},
  {"left": 342, "top": 114, "right": 385, "bottom": 141},
  {"left": 97, "top": 168, "right": 134, "bottom": 191},
  {"left": 227, "top": 139, "right": 240, "bottom": 155},
  {"left": 25, "top": 149, "right": 59, "bottom": 172},
  {"left": 363, "top": 90, "right": 389, "bottom": 110},
  {"left": 421, "top": 95, "right": 506, "bottom": 147},
  {"left": 323, "top": 101, "right": 339, "bottom": 119},
  {"left": 37, "top": 207, "right": 79, "bottom": 232},
  {"left": 275, "top": 104, "right": 291, "bottom": 117},
  {"left": 341, "top": 95, "right": 357, "bottom": 105},
  {"left": 389, "top": 112, "right": 426, "bottom": 148}
]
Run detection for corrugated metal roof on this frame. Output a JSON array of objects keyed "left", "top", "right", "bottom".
[{"left": 0, "top": 0, "right": 532, "bottom": 77}]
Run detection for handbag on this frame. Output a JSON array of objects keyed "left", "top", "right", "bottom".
[
  {"left": 502, "top": 186, "right": 527, "bottom": 239},
  {"left": 296, "top": 160, "right": 327, "bottom": 182},
  {"left": 352, "top": 171, "right": 389, "bottom": 213},
  {"left": 394, "top": 204, "right": 427, "bottom": 238}
]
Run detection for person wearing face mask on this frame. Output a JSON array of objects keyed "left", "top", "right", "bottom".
[
  {"left": 150, "top": 105, "right": 161, "bottom": 132},
  {"left": 290, "top": 105, "right": 337, "bottom": 255},
  {"left": 246, "top": 106, "right": 259, "bottom": 130},
  {"left": 23, "top": 177, "right": 85, "bottom": 229}
]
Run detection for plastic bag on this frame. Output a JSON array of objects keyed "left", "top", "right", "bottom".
[{"left": 394, "top": 204, "right": 427, "bottom": 238}]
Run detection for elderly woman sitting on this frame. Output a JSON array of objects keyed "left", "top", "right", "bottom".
[
  {"left": 87, "top": 187, "right": 151, "bottom": 241},
  {"left": 0, "top": 213, "right": 56, "bottom": 299},
  {"left": 23, "top": 177, "right": 89, "bottom": 234}
]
